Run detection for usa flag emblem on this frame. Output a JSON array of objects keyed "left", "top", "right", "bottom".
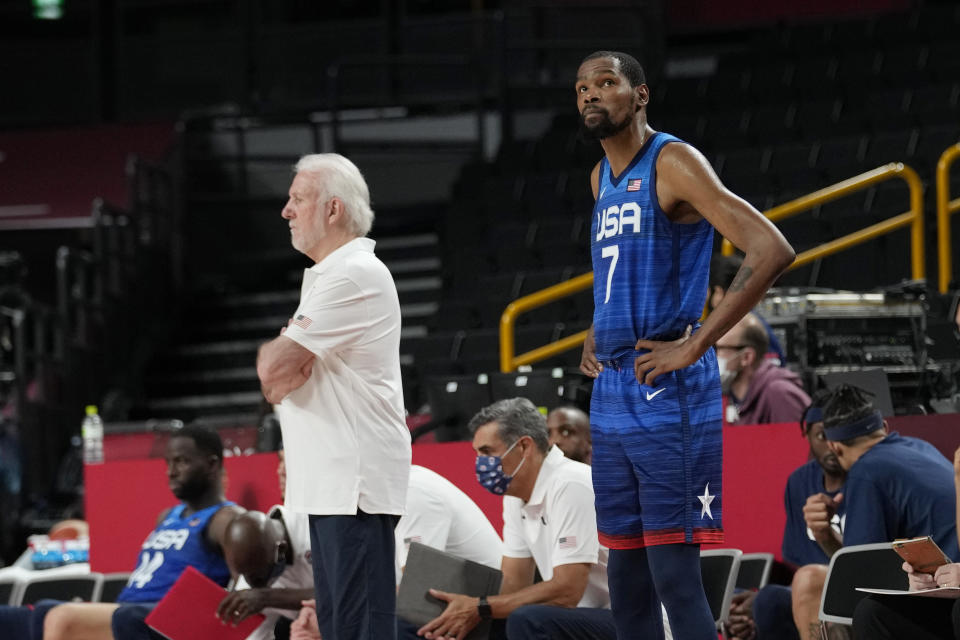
[
  {"left": 293, "top": 314, "right": 313, "bottom": 329},
  {"left": 626, "top": 178, "right": 643, "bottom": 192},
  {"left": 558, "top": 536, "right": 577, "bottom": 549}
]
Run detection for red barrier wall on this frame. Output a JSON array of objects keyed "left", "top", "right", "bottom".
[{"left": 87, "top": 422, "right": 818, "bottom": 572}]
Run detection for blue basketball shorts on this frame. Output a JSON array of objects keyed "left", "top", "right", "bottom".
[{"left": 590, "top": 347, "right": 724, "bottom": 549}]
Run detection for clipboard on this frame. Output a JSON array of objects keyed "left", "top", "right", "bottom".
[
  {"left": 397, "top": 542, "right": 503, "bottom": 640},
  {"left": 892, "top": 536, "right": 952, "bottom": 575},
  {"left": 145, "top": 566, "right": 265, "bottom": 640}
]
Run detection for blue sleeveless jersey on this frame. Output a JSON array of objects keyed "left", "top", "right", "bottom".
[
  {"left": 591, "top": 132, "right": 714, "bottom": 360},
  {"left": 118, "top": 501, "right": 233, "bottom": 603}
]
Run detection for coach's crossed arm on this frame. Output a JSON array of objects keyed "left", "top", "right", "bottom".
[{"left": 256, "top": 335, "right": 316, "bottom": 404}]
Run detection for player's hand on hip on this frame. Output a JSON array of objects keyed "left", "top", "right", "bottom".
[
  {"left": 579, "top": 326, "right": 603, "bottom": 378},
  {"left": 633, "top": 326, "right": 696, "bottom": 387}
]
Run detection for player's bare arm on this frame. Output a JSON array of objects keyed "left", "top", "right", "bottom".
[
  {"left": 634, "top": 142, "right": 794, "bottom": 386},
  {"left": 256, "top": 336, "right": 316, "bottom": 403},
  {"left": 579, "top": 161, "right": 604, "bottom": 378}
]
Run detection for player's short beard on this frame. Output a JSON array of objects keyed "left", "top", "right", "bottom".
[{"left": 579, "top": 109, "right": 632, "bottom": 141}]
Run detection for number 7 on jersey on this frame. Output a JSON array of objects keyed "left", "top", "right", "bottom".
[{"left": 601, "top": 244, "right": 619, "bottom": 304}]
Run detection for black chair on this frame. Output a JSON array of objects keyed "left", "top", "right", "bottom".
[
  {"left": 735, "top": 552, "right": 775, "bottom": 591},
  {"left": 98, "top": 572, "right": 132, "bottom": 603},
  {"left": 0, "top": 578, "right": 17, "bottom": 605},
  {"left": 818, "top": 542, "right": 906, "bottom": 629},
  {"left": 16, "top": 572, "right": 103, "bottom": 605},
  {"left": 424, "top": 374, "right": 494, "bottom": 442},
  {"left": 700, "top": 549, "right": 742, "bottom": 631},
  {"left": 489, "top": 370, "right": 565, "bottom": 408}
]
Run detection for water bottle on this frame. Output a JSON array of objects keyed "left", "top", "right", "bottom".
[{"left": 81, "top": 405, "right": 104, "bottom": 465}]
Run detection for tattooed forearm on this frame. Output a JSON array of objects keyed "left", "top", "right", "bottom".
[{"left": 728, "top": 265, "right": 754, "bottom": 292}]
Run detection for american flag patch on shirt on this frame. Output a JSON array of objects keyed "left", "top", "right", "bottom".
[
  {"left": 293, "top": 314, "right": 313, "bottom": 329},
  {"left": 626, "top": 178, "right": 643, "bottom": 192},
  {"left": 558, "top": 536, "right": 577, "bottom": 549}
]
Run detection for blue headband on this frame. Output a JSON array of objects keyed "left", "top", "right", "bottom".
[
  {"left": 824, "top": 410, "right": 883, "bottom": 441},
  {"left": 804, "top": 407, "right": 824, "bottom": 425}
]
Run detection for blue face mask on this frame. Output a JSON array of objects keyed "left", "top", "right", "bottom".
[{"left": 476, "top": 439, "right": 526, "bottom": 495}]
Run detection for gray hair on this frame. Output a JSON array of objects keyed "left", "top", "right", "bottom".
[
  {"left": 293, "top": 153, "right": 374, "bottom": 237},
  {"left": 468, "top": 397, "right": 550, "bottom": 454}
]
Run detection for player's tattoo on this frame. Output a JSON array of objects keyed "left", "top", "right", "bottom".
[{"left": 728, "top": 265, "right": 754, "bottom": 292}]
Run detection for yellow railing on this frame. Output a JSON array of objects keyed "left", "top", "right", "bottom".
[
  {"left": 937, "top": 144, "right": 960, "bottom": 293},
  {"left": 721, "top": 163, "right": 924, "bottom": 279},
  {"left": 500, "top": 273, "right": 593, "bottom": 373},
  {"left": 499, "top": 162, "right": 925, "bottom": 373}
]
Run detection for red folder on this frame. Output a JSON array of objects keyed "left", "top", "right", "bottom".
[{"left": 145, "top": 566, "right": 265, "bottom": 640}]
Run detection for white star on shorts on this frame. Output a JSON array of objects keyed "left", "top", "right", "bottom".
[{"left": 698, "top": 483, "right": 715, "bottom": 520}]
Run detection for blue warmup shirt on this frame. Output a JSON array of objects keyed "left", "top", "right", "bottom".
[
  {"left": 782, "top": 459, "right": 845, "bottom": 566},
  {"left": 591, "top": 132, "right": 714, "bottom": 359},
  {"left": 842, "top": 433, "right": 959, "bottom": 560},
  {"left": 118, "top": 501, "right": 234, "bottom": 603}
]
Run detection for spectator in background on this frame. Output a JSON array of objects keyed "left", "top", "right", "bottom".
[
  {"left": 791, "top": 385, "right": 959, "bottom": 640},
  {"left": 710, "top": 253, "right": 786, "bottom": 364},
  {"left": 724, "top": 391, "right": 846, "bottom": 640},
  {"left": 546, "top": 406, "right": 592, "bottom": 464},
  {"left": 716, "top": 313, "right": 810, "bottom": 425}
]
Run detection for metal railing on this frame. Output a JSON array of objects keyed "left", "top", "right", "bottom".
[
  {"left": 499, "top": 163, "right": 926, "bottom": 373},
  {"left": 721, "top": 163, "right": 925, "bottom": 279},
  {"left": 937, "top": 144, "right": 960, "bottom": 293},
  {"left": 499, "top": 272, "right": 593, "bottom": 372}
]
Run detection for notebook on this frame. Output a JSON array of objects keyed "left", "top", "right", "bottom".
[
  {"left": 145, "top": 566, "right": 266, "bottom": 640},
  {"left": 397, "top": 542, "right": 503, "bottom": 640}
]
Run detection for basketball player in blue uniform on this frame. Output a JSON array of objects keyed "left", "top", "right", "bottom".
[
  {"left": 576, "top": 51, "right": 795, "bottom": 639},
  {"left": 0, "top": 425, "right": 244, "bottom": 640}
]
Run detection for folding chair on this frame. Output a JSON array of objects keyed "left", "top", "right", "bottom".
[
  {"left": 0, "top": 577, "right": 18, "bottom": 605},
  {"left": 735, "top": 552, "right": 775, "bottom": 591},
  {"left": 818, "top": 542, "right": 907, "bottom": 637},
  {"left": 700, "top": 549, "right": 743, "bottom": 631},
  {"left": 14, "top": 572, "right": 103, "bottom": 606},
  {"left": 98, "top": 572, "right": 132, "bottom": 603}
]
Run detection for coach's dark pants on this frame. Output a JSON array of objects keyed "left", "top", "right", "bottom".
[
  {"left": 853, "top": 594, "right": 960, "bottom": 640},
  {"left": 309, "top": 510, "right": 399, "bottom": 640},
  {"left": 0, "top": 600, "right": 61, "bottom": 640},
  {"left": 111, "top": 602, "right": 161, "bottom": 640},
  {"left": 397, "top": 605, "right": 614, "bottom": 640}
]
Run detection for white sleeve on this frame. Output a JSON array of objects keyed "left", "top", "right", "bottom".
[
  {"left": 244, "top": 612, "right": 279, "bottom": 640},
  {"left": 548, "top": 481, "right": 601, "bottom": 568},
  {"left": 501, "top": 498, "right": 532, "bottom": 559},
  {"left": 282, "top": 274, "right": 369, "bottom": 360},
  {"left": 395, "top": 488, "right": 453, "bottom": 570}
]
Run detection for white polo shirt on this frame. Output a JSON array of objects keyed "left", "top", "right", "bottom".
[
  {"left": 239, "top": 505, "right": 313, "bottom": 640},
  {"left": 395, "top": 465, "right": 503, "bottom": 584},
  {"left": 275, "top": 237, "right": 411, "bottom": 516},
  {"left": 502, "top": 446, "right": 610, "bottom": 609}
]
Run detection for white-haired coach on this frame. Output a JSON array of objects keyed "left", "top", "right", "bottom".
[{"left": 257, "top": 153, "right": 411, "bottom": 640}]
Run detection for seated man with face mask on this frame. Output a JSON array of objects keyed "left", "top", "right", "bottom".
[
  {"left": 715, "top": 313, "right": 810, "bottom": 425},
  {"left": 414, "top": 398, "right": 672, "bottom": 640}
]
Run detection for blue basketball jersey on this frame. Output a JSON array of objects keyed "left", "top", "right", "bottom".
[
  {"left": 118, "top": 501, "right": 233, "bottom": 603},
  {"left": 591, "top": 132, "right": 714, "bottom": 360}
]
